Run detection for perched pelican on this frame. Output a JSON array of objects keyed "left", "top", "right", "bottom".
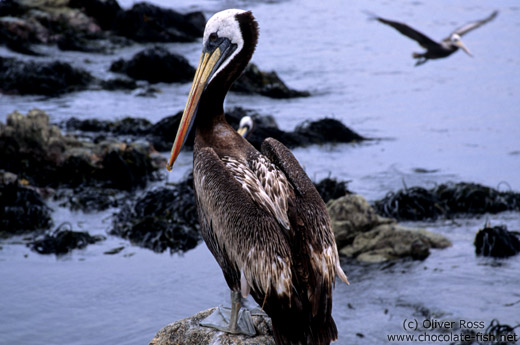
[
  {"left": 166, "top": 9, "right": 349, "bottom": 345},
  {"left": 371, "top": 10, "right": 498, "bottom": 66},
  {"left": 237, "top": 115, "right": 254, "bottom": 138}
]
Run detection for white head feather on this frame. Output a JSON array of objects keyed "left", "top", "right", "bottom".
[{"left": 203, "top": 9, "right": 247, "bottom": 82}]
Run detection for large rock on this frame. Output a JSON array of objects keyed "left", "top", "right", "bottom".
[
  {"left": 0, "top": 109, "right": 164, "bottom": 190},
  {"left": 110, "top": 46, "right": 195, "bottom": 83},
  {"left": 68, "top": 0, "right": 123, "bottom": 31},
  {"left": 0, "top": 56, "right": 93, "bottom": 96},
  {"left": 232, "top": 63, "right": 310, "bottom": 99},
  {"left": 149, "top": 308, "right": 275, "bottom": 345},
  {"left": 113, "top": 2, "right": 205, "bottom": 43},
  {"left": 328, "top": 194, "right": 451, "bottom": 263}
]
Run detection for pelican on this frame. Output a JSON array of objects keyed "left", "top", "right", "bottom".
[
  {"left": 371, "top": 10, "right": 498, "bottom": 66},
  {"left": 237, "top": 115, "right": 254, "bottom": 138},
  {"left": 166, "top": 9, "right": 349, "bottom": 345}
]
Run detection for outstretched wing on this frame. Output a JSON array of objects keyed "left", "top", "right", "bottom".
[
  {"left": 375, "top": 16, "right": 441, "bottom": 49},
  {"left": 451, "top": 10, "right": 498, "bottom": 37}
]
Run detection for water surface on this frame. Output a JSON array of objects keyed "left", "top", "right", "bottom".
[{"left": 1, "top": 0, "right": 519, "bottom": 344}]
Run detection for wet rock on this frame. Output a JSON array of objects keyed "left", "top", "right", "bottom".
[
  {"left": 314, "top": 177, "right": 350, "bottom": 203},
  {"left": 68, "top": 0, "right": 123, "bottom": 31},
  {"left": 64, "top": 116, "right": 153, "bottom": 136},
  {"left": 0, "top": 109, "right": 164, "bottom": 190},
  {"left": 111, "top": 174, "right": 200, "bottom": 253},
  {"left": 149, "top": 308, "right": 275, "bottom": 345},
  {"left": 0, "top": 179, "right": 53, "bottom": 236},
  {"left": 0, "top": 56, "right": 93, "bottom": 96},
  {"left": 328, "top": 194, "right": 451, "bottom": 263},
  {"left": 294, "top": 118, "right": 365, "bottom": 145},
  {"left": 113, "top": 2, "right": 205, "bottom": 43},
  {"left": 232, "top": 63, "right": 310, "bottom": 99},
  {"left": 56, "top": 31, "right": 106, "bottom": 52},
  {"left": 0, "top": 16, "right": 43, "bottom": 55},
  {"left": 374, "top": 182, "right": 520, "bottom": 221},
  {"left": 110, "top": 46, "right": 195, "bottom": 83},
  {"left": 100, "top": 78, "right": 138, "bottom": 91},
  {"left": 474, "top": 224, "right": 520, "bottom": 258},
  {"left": 29, "top": 223, "right": 105, "bottom": 255},
  {"left": 54, "top": 187, "right": 122, "bottom": 212}
]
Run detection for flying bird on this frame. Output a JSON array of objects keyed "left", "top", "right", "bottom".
[
  {"left": 166, "top": 9, "right": 349, "bottom": 345},
  {"left": 370, "top": 10, "right": 498, "bottom": 66}
]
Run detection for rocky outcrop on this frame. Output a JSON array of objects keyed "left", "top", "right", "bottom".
[
  {"left": 0, "top": 109, "right": 165, "bottom": 190},
  {"left": 474, "top": 224, "right": 520, "bottom": 258},
  {"left": 0, "top": 0, "right": 206, "bottom": 55},
  {"left": 328, "top": 194, "right": 451, "bottom": 263},
  {"left": 374, "top": 183, "right": 520, "bottom": 221},
  {"left": 112, "top": 2, "right": 205, "bottom": 43},
  {"left": 110, "top": 46, "right": 195, "bottom": 83},
  {"left": 149, "top": 308, "right": 275, "bottom": 345},
  {"left": 232, "top": 63, "right": 310, "bottom": 99},
  {"left": 0, "top": 56, "right": 93, "bottom": 96}
]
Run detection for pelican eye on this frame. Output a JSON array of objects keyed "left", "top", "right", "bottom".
[{"left": 209, "top": 33, "right": 218, "bottom": 42}]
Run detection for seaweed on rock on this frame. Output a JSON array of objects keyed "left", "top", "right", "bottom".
[
  {"left": 111, "top": 174, "right": 200, "bottom": 253},
  {"left": 374, "top": 182, "right": 520, "bottom": 221}
]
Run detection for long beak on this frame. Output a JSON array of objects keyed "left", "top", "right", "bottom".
[
  {"left": 456, "top": 40, "right": 473, "bottom": 57},
  {"left": 166, "top": 48, "right": 224, "bottom": 171}
]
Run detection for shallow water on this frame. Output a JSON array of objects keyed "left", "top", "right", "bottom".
[{"left": 1, "top": 0, "right": 520, "bottom": 344}]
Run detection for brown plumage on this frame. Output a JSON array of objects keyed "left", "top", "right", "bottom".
[{"left": 167, "top": 9, "right": 348, "bottom": 345}]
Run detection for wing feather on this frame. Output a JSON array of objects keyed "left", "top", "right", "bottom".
[
  {"left": 451, "top": 10, "right": 498, "bottom": 37},
  {"left": 375, "top": 16, "right": 440, "bottom": 49}
]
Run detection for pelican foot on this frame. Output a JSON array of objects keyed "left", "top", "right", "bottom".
[{"left": 200, "top": 305, "right": 256, "bottom": 336}]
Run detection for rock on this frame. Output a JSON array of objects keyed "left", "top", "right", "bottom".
[
  {"left": 232, "top": 63, "right": 310, "bottom": 99},
  {"left": 54, "top": 187, "right": 122, "bottom": 212},
  {"left": 474, "top": 224, "right": 520, "bottom": 258},
  {"left": 374, "top": 182, "right": 520, "bottom": 221},
  {"left": 110, "top": 46, "right": 195, "bottom": 83},
  {"left": 68, "top": 0, "right": 123, "bottom": 31},
  {"left": 328, "top": 194, "right": 393, "bottom": 249},
  {"left": 0, "top": 16, "right": 43, "bottom": 55},
  {"left": 56, "top": 32, "right": 106, "bottom": 52},
  {"left": 314, "top": 177, "right": 350, "bottom": 203},
  {"left": 0, "top": 179, "right": 53, "bottom": 236},
  {"left": 113, "top": 3, "right": 205, "bottom": 43},
  {"left": 328, "top": 194, "right": 451, "bottom": 263},
  {"left": 293, "top": 118, "right": 365, "bottom": 145},
  {"left": 100, "top": 78, "right": 138, "bottom": 91},
  {"left": 111, "top": 174, "right": 200, "bottom": 253},
  {"left": 29, "top": 223, "right": 105, "bottom": 255},
  {"left": 342, "top": 225, "right": 451, "bottom": 263},
  {"left": 0, "top": 56, "right": 93, "bottom": 96},
  {"left": 149, "top": 308, "right": 275, "bottom": 345},
  {"left": 0, "top": 109, "right": 164, "bottom": 191}
]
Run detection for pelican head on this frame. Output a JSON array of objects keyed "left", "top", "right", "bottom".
[
  {"left": 450, "top": 33, "right": 472, "bottom": 57},
  {"left": 237, "top": 115, "right": 254, "bottom": 137},
  {"left": 167, "top": 9, "right": 258, "bottom": 171}
]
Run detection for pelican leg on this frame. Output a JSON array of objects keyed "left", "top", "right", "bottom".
[{"left": 199, "top": 290, "right": 256, "bottom": 336}]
